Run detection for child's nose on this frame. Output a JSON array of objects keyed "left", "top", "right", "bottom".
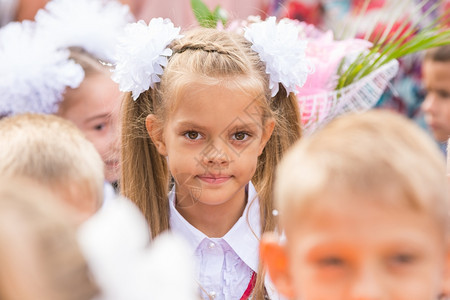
[
  {"left": 422, "top": 93, "right": 437, "bottom": 114},
  {"left": 349, "top": 266, "right": 385, "bottom": 300},
  {"left": 201, "top": 141, "right": 230, "bottom": 167}
]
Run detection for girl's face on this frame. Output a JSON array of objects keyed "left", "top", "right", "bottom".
[
  {"left": 58, "top": 73, "right": 122, "bottom": 183},
  {"left": 269, "top": 191, "right": 450, "bottom": 300},
  {"left": 148, "top": 83, "right": 274, "bottom": 209}
]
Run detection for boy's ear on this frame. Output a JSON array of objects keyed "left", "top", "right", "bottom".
[
  {"left": 260, "top": 232, "right": 295, "bottom": 299},
  {"left": 145, "top": 114, "right": 167, "bottom": 156},
  {"left": 258, "top": 118, "right": 275, "bottom": 156}
]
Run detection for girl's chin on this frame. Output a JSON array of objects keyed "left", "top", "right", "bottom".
[{"left": 105, "top": 172, "right": 120, "bottom": 184}]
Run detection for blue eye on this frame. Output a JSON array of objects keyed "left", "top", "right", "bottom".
[{"left": 184, "top": 131, "right": 202, "bottom": 140}]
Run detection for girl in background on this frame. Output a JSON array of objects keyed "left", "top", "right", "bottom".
[{"left": 0, "top": 0, "right": 133, "bottom": 191}]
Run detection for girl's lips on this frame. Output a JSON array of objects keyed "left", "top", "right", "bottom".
[
  {"left": 197, "top": 175, "right": 231, "bottom": 184},
  {"left": 106, "top": 160, "right": 119, "bottom": 168}
]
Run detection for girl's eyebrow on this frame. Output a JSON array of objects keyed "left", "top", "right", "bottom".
[
  {"left": 175, "top": 121, "right": 208, "bottom": 131},
  {"left": 229, "top": 123, "right": 260, "bottom": 131},
  {"left": 176, "top": 120, "right": 260, "bottom": 131},
  {"left": 84, "top": 113, "right": 110, "bottom": 124}
]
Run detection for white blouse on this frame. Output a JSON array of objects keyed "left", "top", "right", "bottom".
[{"left": 169, "top": 182, "right": 281, "bottom": 300}]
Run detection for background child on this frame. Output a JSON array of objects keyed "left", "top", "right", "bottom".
[
  {"left": 36, "top": 0, "right": 134, "bottom": 185},
  {"left": 261, "top": 110, "right": 450, "bottom": 300},
  {"left": 0, "top": 0, "right": 133, "bottom": 186},
  {"left": 421, "top": 45, "right": 450, "bottom": 155},
  {"left": 0, "top": 114, "right": 104, "bottom": 223},
  {"left": 0, "top": 177, "right": 98, "bottom": 300},
  {"left": 114, "top": 17, "right": 311, "bottom": 299},
  {"left": 55, "top": 47, "right": 122, "bottom": 185}
]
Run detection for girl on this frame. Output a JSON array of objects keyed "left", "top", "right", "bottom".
[
  {"left": 113, "top": 17, "right": 311, "bottom": 299},
  {"left": 56, "top": 47, "right": 122, "bottom": 185},
  {"left": 0, "top": 0, "right": 133, "bottom": 188},
  {"left": 34, "top": 0, "right": 134, "bottom": 185}
]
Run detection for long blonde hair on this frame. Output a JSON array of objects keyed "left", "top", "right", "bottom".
[{"left": 121, "top": 27, "right": 301, "bottom": 298}]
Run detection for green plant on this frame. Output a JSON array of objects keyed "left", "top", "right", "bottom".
[
  {"left": 191, "top": 0, "right": 227, "bottom": 28},
  {"left": 336, "top": 0, "right": 450, "bottom": 89}
]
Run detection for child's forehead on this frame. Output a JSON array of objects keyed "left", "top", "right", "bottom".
[
  {"left": 284, "top": 191, "right": 446, "bottom": 249},
  {"left": 167, "top": 79, "right": 266, "bottom": 114},
  {"left": 283, "top": 188, "right": 442, "bottom": 235},
  {"left": 422, "top": 60, "right": 450, "bottom": 78}
]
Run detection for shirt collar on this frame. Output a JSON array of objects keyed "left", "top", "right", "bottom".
[{"left": 169, "top": 182, "right": 261, "bottom": 272}]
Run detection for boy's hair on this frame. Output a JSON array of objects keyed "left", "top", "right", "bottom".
[
  {"left": 424, "top": 45, "right": 450, "bottom": 62},
  {"left": 276, "top": 110, "right": 448, "bottom": 235},
  {"left": 0, "top": 178, "right": 99, "bottom": 300},
  {"left": 0, "top": 114, "right": 104, "bottom": 209},
  {"left": 121, "top": 27, "right": 302, "bottom": 297}
]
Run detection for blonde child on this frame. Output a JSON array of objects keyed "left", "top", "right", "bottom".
[
  {"left": 34, "top": 0, "right": 135, "bottom": 184},
  {"left": 0, "top": 177, "right": 98, "bottom": 300},
  {"left": 0, "top": 114, "right": 104, "bottom": 223},
  {"left": 55, "top": 47, "right": 122, "bottom": 185},
  {"left": 261, "top": 110, "right": 450, "bottom": 300},
  {"left": 0, "top": 115, "right": 197, "bottom": 300},
  {"left": 0, "top": 0, "right": 133, "bottom": 185},
  {"left": 113, "top": 17, "right": 311, "bottom": 299}
]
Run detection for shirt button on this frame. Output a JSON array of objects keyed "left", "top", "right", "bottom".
[
  {"left": 209, "top": 291, "right": 216, "bottom": 298},
  {"left": 208, "top": 241, "right": 215, "bottom": 249}
]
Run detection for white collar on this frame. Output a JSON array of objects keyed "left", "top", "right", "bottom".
[{"left": 169, "top": 182, "right": 261, "bottom": 272}]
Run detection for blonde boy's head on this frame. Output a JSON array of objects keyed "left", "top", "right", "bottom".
[
  {"left": 0, "top": 178, "right": 99, "bottom": 300},
  {"left": 276, "top": 110, "right": 448, "bottom": 234},
  {"left": 0, "top": 114, "right": 104, "bottom": 221},
  {"left": 262, "top": 110, "right": 450, "bottom": 300}
]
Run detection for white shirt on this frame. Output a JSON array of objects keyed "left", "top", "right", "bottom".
[
  {"left": 169, "top": 182, "right": 281, "bottom": 300},
  {"left": 101, "top": 181, "right": 117, "bottom": 209}
]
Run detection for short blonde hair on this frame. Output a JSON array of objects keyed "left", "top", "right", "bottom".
[
  {"left": 0, "top": 178, "right": 99, "bottom": 300},
  {"left": 276, "top": 110, "right": 448, "bottom": 235},
  {"left": 0, "top": 114, "right": 104, "bottom": 210}
]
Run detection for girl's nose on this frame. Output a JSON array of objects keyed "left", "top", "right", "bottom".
[{"left": 201, "top": 142, "right": 230, "bottom": 168}]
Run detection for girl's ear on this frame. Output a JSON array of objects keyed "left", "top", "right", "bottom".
[
  {"left": 145, "top": 114, "right": 167, "bottom": 156},
  {"left": 258, "top": 118, "right": 275, "bottom": 155},
  {"left": 260, "top": 232, "right": 295, "bottom": 299}
]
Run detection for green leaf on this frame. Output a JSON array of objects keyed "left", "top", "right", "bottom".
[
  {"left": 191, "top": 0, "right": 215, "bottom": 28},
  {"left": 213, "top": 5, "right": 227, "bottom": 27},
  {"left": 336, "top": 0, "right": 450, "bottom": 90}
]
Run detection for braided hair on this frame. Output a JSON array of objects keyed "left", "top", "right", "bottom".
[{"left": 121, "top": 27, "right": 301, "bottom": 299}]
